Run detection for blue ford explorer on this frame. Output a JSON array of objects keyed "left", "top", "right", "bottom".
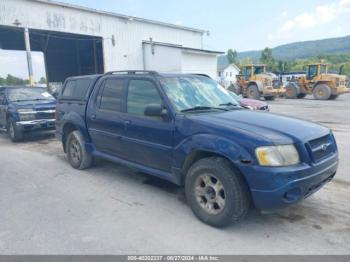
[
  {"left": 55, "top": 71, "right": 338, "bottom": 227},
  {"left": 0, "top": 86, "right": 56, "bottom": 142}
]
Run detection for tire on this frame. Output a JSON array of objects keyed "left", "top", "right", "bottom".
[
  {"left": 297, "top": 93, "right": 306, "bottom": 99},
  {"left": 264, "top": 96, "right": 275, "bottom": 101},
  {"left": 185, "top": 157, "right": 250, "bottom": 227},
  {"left": 329, "top": 94, "right": 339, "bottom": 100},
  {"left": 247, "top": 85, "right": 261, "bottom": 100},
  {"left": 313, "top": 84, "right": 331, "bottom": 100},
  {"left": 66, "top": 130, "right": 93, "bottom": 170},
  {"left": 7, "top": 118, "right": 23, "bottom": 142},
  {"left": 285, "top": 85, "right": 298, "bottom": 99}
]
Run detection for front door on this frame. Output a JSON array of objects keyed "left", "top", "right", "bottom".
[
  {"left": 122, "top": 79, "right": 174, "bottom": 172},
  {"left": 87, "top": 77, "right": 128, "bottom": 158}
]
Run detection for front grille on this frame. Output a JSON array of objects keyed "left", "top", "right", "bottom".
[
  {"left": 35, "top": 110, "right": 55, "bottom": 120},
  {"left": 340, "top": 81, "right": 346, "bottom": 86},
  {"left": 306, "top": 134, "right": 335, "bottom": 162}
]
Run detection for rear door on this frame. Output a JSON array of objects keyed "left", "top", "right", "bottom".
[
  {"left": 121, "top": 78, "right": 174, "bottom": 172},
  {"left": 87, "top": 77, "right": 128, "bottom": 157}
]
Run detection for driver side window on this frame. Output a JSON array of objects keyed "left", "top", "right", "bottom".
[{"left": 127, "top": 80, "right": 162, "bottom": 118}]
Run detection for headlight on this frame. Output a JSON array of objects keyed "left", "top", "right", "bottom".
[
  {"left": 18, "top": 109, "right": 36, "bottom": 121},
  {"left": 255, "top": 144, "right": 300, "bottom": 166}
]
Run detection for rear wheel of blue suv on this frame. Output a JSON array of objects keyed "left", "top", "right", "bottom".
[{"left": 66, "top": 131, "right": 93, "bottom": 169}]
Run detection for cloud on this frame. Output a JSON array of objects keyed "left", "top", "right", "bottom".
[{"left": 278, "top": 0, "right": 348, "bottom": 33}]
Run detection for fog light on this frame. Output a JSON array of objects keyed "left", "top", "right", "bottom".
[{"left": 283, "top": 188, "right": 302, "bottom": 203}]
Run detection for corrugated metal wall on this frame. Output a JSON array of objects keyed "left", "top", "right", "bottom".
[{"left": 0, "top": 0, "right": 204, "bottom": 72}]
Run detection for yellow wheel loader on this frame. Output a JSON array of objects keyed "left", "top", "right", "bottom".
[
  {"left": 234, "top": 64, "right": 285, "bottom": 100},
  {"left": 285, "top": 63, "right": 350, "bottom": 100}
]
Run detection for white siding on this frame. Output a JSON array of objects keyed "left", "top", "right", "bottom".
[
  {"left": 181, "top": 51, "right": 218, "bottom": 79},
  {"left": 143, "top": 44, "right": 182, "bottom": 73},
  {"left": 0, "top": 0, "right": 204, "bottom": 71}
]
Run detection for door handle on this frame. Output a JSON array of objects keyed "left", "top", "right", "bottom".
[
  {"left": 124, "top": 120, "right": 131, "bottom": 125},
  {"left": 91, "top": 114, "right": 96, "bottom": 120}
]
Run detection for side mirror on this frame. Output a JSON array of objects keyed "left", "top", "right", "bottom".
[{"left": 144, "top": 104, "right": 168, "bottom": 119}]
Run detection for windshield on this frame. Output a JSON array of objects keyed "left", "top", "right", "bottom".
[
  {"left": 320, "top": 65, "right": 327, "bottom": 74},
  {"left": 254, "top": 66, "right": 265, "bottom": 74},
  {"left": 228, "top": 91, "right": 241, "bottom": 101},
  {"left": 159, "top": 76, "right": 239, "bottom": 112},
  {"left": 8, "top": 88, "right": 55, "bottom": 102}
]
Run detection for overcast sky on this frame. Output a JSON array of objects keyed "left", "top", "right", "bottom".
[
  {"left": 0, "top": 50, "right": 46, "bottom": 81},
  {"left": 1, "top": 0, "right": 349, "bottom": 80}
]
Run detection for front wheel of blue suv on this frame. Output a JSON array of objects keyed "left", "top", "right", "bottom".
[{"left": 185, "top": 157, "right": 250, "bottom": 227}]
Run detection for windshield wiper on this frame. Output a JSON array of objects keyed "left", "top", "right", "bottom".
[
  {"left": 219, "top": 102, "right": 239, "bottom": 107},
  {"left": 181, "top": 106, "right": 228, "bottom": 113}
]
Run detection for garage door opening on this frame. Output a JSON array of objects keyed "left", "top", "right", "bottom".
[{"left": 0, "top": 25, "right": 104, "bottom": 86}]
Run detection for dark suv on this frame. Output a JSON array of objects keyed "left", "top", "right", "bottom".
[{"left": 56, "top": 71, "right": 338, "bottom": 227}]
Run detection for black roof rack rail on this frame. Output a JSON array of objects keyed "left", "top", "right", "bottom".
[{"left": 104, "top": 70, "right": 160, "bottom": 76}]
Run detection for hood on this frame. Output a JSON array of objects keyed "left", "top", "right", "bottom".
[
  {"left": 187, "top": 110, "right": 329, "bottom": 144},
  {"left": 239, "top": 98, "right": 267, "bottom": 108},
  {"left": 11, "top": 100, "right": 56, "bottom": 111},
  {"left": 321, "top": 74, "right": 347, "bottom": 81}
]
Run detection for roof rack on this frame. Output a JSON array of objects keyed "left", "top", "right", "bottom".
[{"left": 104, "top": 70, "right": 160, "bottom": 76}]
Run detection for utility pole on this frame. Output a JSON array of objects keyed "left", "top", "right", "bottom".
[
  {"left": 13, "top": 19, "right": 34, "bottom": 87},
  {"left": 24, "top": 28, "right": 34, "bottom": 86}
]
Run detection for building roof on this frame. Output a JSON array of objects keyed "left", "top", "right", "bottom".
[
  {"left": 222, "top": 63, "right": 240, "bottom": 72},
  {"left": 142, "top": 41, "right": 223, "bottom": 54},
  {"left": 217, "top": 55, "right": 229, "bottom": 71},
  {"left": 31, "top": 0, "right": 207, "bottom": 34}
]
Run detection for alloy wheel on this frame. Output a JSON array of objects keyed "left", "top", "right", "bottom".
[{"left": 194, "top": 174, "right": 226, "bottom": 215}]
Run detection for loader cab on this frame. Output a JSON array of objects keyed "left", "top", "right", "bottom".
[
  {"left": 244, "top": 65, "right": 253, "bottom": 81},
  {"left": 307, "top": 64, "right": 328, "bottom": 80},
  {"left": 244, "top": 64, "right": 266, "bottom": 81}
]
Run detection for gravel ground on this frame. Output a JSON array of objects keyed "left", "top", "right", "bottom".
[{"left": 0, "top": 94, "right": 349, "bottom": 255}]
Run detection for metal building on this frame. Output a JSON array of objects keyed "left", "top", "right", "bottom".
[{"left": 0, "top": 0, "right": 222, "bottom": 85}]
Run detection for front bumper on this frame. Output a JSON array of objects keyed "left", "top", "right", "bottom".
[
  {"left": 16, "top": 119, "right": 56, "bottom": 132},
  {"left": 239, "top": 153, "right": 338, "bottom": 210}
]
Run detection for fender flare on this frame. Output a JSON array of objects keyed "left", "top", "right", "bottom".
[
  {"left": 173, "top": 133, "right": 254, "bottom": 184},
  {"left": 61, "top": 112, "right": 91, "bottom": 144}
]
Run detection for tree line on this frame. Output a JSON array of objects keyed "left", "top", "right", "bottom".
[
  {"left": 0, "top": 75, "right": 47, "bottom": 85},
  {"left": 226, "top": 48, "right": 350, "bottom": 76}
]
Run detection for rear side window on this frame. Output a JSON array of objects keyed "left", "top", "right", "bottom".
[
  {"left": 62, "top": 79, "right": 91, "bottom": 99},
  {"left": 99, "top": 79, "right": 124, "bottom": 112},
  {"left": 127, "top": 80, "right": 162, "bottom": 116}
]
